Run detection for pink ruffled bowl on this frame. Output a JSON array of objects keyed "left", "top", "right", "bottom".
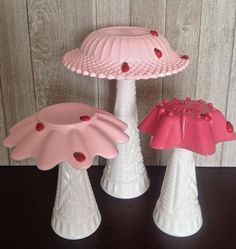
[
  {"left": 63, "top": 26, "right": 189, "bottom": 80},
  {"left": 138, "top": 97, "right": 236, "bottom": 155},
  {"left": 3, "top": 103, "right": 128, "bottom": 170}
]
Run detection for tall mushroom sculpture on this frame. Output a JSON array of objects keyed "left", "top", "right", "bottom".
[
  {"left": 138, "top": 97, "right": 236, "bottom": 237},
  {"left": 63, "top": 26, "right": 189, "bottom": 199},
  {"left": 3, "top": 103, "right": 128, "bottom": 239}
]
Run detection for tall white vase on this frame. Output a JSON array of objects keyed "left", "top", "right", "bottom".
[
  {"left": 153, "top": 148, "right": 202, "bottom": 237},
  {"left": 51, "top": 162, "right": 101, "bottom": 239},
  {"left": 101, "top": 80, "right": 150, "bottom": 199}
]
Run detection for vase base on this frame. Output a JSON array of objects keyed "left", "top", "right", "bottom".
[
  {"left": 51, "top": 210, "right": 101, "bottom": 240},
  {"left": 153, "top": 201, "right": 203, "bottom": 237},
  {"left": 100, "top": 170, "right": 150, "bottom": 199}
]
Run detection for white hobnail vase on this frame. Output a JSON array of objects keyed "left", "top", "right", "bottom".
[
  {"left": 51, "top": 162, "right": 101, "bottom": 240},
  {"left": 101, "top": 80, "right": 150, "bottom": 199},
  {"left": 153, "top": 148, "right": 202, "bottom": 237}
]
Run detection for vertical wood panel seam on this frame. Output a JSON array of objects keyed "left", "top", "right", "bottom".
[
  {"left": 0, "top": 4, "right": 12, "bottom": 165},
  {"left": 95, "top": 0, "right": 99, "bottom": 109},
  {"left": 25, "top": 0, "right": 37, "bottom": 112},
  {"left": 130, "top": 0, "right": 131, "bottom": 25},
  {"left": 220, "top": 10, "right": 236, "bottom": 166},
  {"left": 193, "top": 0, "right": 203, "bottom": 167},
  {"left": 94, "top": 0, "right": 102, "bottom": 166},
  {"left": 160, "top": 0, "right": 167, "bottom": 165},
  {"left": 164, "top": 0, "right": 167, "bottom": 37},
  {"left": 129, "top": 0, "right": 132, "bottom": 26},
  {"left": 193, "top": 0, "right": 203, "bottom": 101},
  {"left": 95, "top": 1, "right": 101, "bottom": 165},
  {"left": 0, "top": 67, "right": 10, "bottom": 164},
  {"left": 161, "top": 0, "right": 167, "bottom": 100},
  {"left": 95, "top": 0, "right": 97, "bottom": 27}
]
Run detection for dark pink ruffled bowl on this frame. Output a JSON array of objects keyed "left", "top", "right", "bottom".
[{"left": 138, "top": 97, "right": 236, "bottom": 155}]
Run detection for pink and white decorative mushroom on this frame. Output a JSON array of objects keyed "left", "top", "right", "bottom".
[
  {"left": 138, "top": 97, "right": 236, "bottom": 237},
  {"left": 3, "top": 103, "right": 128, "bottom": 240},
  {"left": 63, "top": 26, "right": 189, "bottom": 199}
]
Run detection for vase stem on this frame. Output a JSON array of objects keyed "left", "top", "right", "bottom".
[
  {"left": 153, "top": 148, "right": 202, "bottom": 237},
  {"left": 101, "top": 80, "right": 150, "bottom": 199},
  {"left": 51, "top": 162, "right": 101, "bottom": 239}
]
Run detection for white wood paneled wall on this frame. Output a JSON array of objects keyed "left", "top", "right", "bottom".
[{"left": 0, "top": 0, "right": 235, "bottom": 166}]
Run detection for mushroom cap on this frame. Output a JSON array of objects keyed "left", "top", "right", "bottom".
[
  {"left": 3, "top": 103, "right": 128, "bottom": 170},
  {"left": 63, "top": 26, "right": 189, "bottom": 80},
  {"left": 138, "top": 97, "right": 236, "bottom": 155}
]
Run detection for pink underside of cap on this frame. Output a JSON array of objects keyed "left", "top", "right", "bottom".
[
  {"left": 63, "top": 26, "right": 189, "bottom": 80},
  {"left": 138, "top": 98, "right": 236, "bottom": 155},
  {"left": 3, "top": 103, "right": 128, "bottom": 170}
]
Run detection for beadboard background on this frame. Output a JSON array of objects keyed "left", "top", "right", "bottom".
[{"left": 0, "top": 0, "right": 236, "bottom": 166}]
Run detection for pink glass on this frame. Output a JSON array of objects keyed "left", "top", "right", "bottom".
[
  {"left": 3, "top": 102, "right": 129, "bottom": 240},
  {"left": 138, "top": 97, "right": 236, "bottom": 155},
  {"left": 63, "top": 26, "right": 189, "bottom": 80},
  {"left": 138, "top": 97, "right": 236, "bottom": 237},
  {"left": 3, "top": 102, "right": 128, "bottom": 169},
  {"left": 62, "top": 26, "right": 189, "bottom": 199}
]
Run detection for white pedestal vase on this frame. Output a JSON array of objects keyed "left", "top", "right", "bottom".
[
  {"left": 153, "top": 148, "right": 202, "bottom": 237},
  {"left": 51, "top": 162, "right": 101, "bottom": 239},
  {"left": 101, "top": 80, "right": 150, "bottom": 199}
]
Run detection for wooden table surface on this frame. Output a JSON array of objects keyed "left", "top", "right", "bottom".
[{"left": 0, "top": 166, "right": 236, "bottom": 249}]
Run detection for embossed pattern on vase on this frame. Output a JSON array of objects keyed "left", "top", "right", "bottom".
[
  {"left": 159, "top": 152, "right": 198, "bottom": 217},
  {"left": 52, "top": 162, "right": 101, "bottom": 239},
  {"left": 101, "top": 80, "right": 149, "bottom": 198},
  {"left": 153, "top": 149, "right": 202, "bottom": 237},
  {"left": 54, "top": 165, "right": 96, "bottom": 222}
]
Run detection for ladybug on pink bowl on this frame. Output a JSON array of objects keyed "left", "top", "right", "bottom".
[
  {"left": 3, "top": 102, "right": 129, "bottom": 240},
  {"left": 4, "top": 102, "right": 128, "bottom": 170},
  {"left": 63, "top": 26, "right": 189, "bottom": 80},
  {"left": 138, "top": 97, "right": 236, "bottom": 237},
  {"left": 138, "top": 97, "right": 236, "bottom": 155},
  {"left": 63, "top": 26, "right": 190, "bottom": 199}
]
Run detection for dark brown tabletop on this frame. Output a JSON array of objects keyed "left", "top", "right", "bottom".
[{"left": 0, "top": 166, "right": 236, "bottom": 249}]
